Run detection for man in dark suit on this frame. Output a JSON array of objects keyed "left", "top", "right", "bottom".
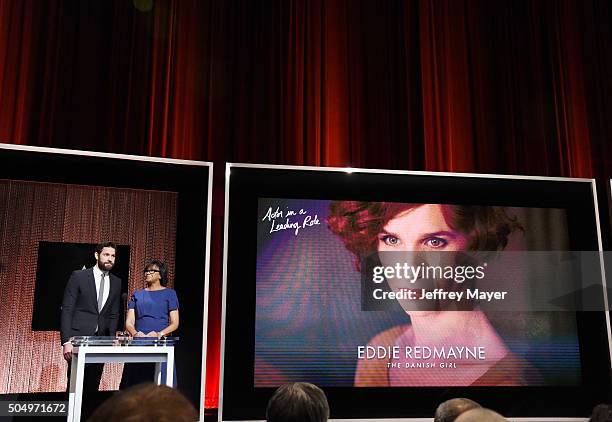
[{"left": 61, "top": 241, "right": 122, "bottom": 396}]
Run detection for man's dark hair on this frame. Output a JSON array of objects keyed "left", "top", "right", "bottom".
[
  {"left": 435, "top": 398, "right": 481, "bottom": 422},
  {"left": 145, "top": 259, "right": 169, "bottom": 287},
  {"left": 266, "top": 382, "right": 329, "bottom": 422},
  {"left": 95, "top": 241, "right": 117, "bottom": 255}
]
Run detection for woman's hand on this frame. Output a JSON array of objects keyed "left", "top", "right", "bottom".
[{"left": 126, "top": 309, "right": 138, "bottom": 337}]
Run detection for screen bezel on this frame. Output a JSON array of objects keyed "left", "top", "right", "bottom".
[
  {"left": 0, "top": 143, "right": 213, "bottom": 422},
  {"left": 220, "top": 163, "right": 611, "bottom": 422}
]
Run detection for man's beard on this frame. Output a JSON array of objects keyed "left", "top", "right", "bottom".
[{"left": 98, "top": 261, "right": 114, "bottom": 271}]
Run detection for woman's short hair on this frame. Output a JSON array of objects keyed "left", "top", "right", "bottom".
[
  {"left": 145, "top": 259, "right": 169, "bottom": 287},
  {"left": 266, "top": 382, "right": 329, "bottom": 422},
  {"left": 327, "top": 202, "right": 522, "bottom": 270},
  {"left": 88, "top": 383, "right": 197, "bottom": 422}
]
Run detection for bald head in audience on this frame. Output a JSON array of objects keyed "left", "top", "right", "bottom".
[
  {"left": 455, "top": 408, "right": 508, "bottom": 422},
  {"left": 434, "top": 398, "right": 481, "bottom": 422}
]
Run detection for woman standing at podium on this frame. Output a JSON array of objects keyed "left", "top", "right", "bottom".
[{"left": 121, "top": 259, "right": 179, "bottom": 388}]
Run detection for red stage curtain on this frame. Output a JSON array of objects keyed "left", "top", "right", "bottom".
[{"left": 1, "top": 0, "right": 611, "bottom": 408}]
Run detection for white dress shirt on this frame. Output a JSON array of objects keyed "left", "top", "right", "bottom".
[{"left": 92, "top": 264, "right": 110, "bottom": 310}]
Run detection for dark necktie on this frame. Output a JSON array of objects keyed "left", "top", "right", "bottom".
[{"left": 98, "top": 273, "right": 106, "bottom": 311}]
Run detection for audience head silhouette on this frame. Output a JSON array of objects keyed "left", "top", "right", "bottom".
[
  {"left": 435, "top": 398, "right": 481, "bottom": 422},
  {"left": 266, "top": 382, "right": 329, "bottom": 422},
  {"left": 455, "top": 408, "right": 508, "bottom": 422},
  {"left": 88, "top": 383, "right": 197, "bottom": 422},
  {"left": 590, "top": 404, "right": 612, "bottom": 422}
]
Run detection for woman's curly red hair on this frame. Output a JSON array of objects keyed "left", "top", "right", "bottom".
[{"left": 327, "top": 202, "right": 521, "bottom": 269}]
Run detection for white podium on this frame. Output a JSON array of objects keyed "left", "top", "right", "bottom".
[{"left": 67, "top": 336, "right": 177, "bottom": 422}]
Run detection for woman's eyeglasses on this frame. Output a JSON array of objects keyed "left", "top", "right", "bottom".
[{"left": 143, "top": 269, "right": 161, "bottom": 274}]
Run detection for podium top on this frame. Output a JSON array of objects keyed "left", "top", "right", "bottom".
[{"left": 70, "top": 336, "right": 179, "bottom": 346}]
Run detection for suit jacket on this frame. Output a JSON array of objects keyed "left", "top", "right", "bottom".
[{"left": 60, "top": 267, "right": 122, "bottom": 345}]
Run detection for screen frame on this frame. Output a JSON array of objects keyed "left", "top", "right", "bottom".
[
  {"left": 0, "top": 143, "right": 213, "bottom": 422},
  {"left": 220, "top": 162, "right": 611, "bottom": 422}
]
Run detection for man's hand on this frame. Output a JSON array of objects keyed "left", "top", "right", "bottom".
[
  {"left": 145, "top": 331, "right": 159, "bottom": 338},
  {"left": 63, "top": 343, "right": 73, "bottom": 361},
  {"left": 134, "top": 331, "right": 146, "bottom": 337}
]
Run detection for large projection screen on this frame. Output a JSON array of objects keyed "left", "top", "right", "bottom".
[
  {"left": 221, "top": 163, "right": 610, "bottom": 422},
  {"left": 0, "top": 144, "right": 212, "bottom": 421}
]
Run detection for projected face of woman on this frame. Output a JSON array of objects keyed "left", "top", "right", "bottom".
[
  {"left": 377, "top": 204, "right": 469, "bottom": 252},
  {"left": 377, "top": 204, "right": 469, "bottom": 312}
]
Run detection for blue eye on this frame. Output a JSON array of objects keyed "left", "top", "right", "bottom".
[
  {"left": 380, "top": 235, "right": 400, "bottom": 246},
  {"left": 424, "top": 237, "right": 447, "bottom": 248}
]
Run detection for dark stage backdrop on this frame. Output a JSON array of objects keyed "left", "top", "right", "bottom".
[{"left": 1, "top": 0, "right": 611, "bottom": 408}]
